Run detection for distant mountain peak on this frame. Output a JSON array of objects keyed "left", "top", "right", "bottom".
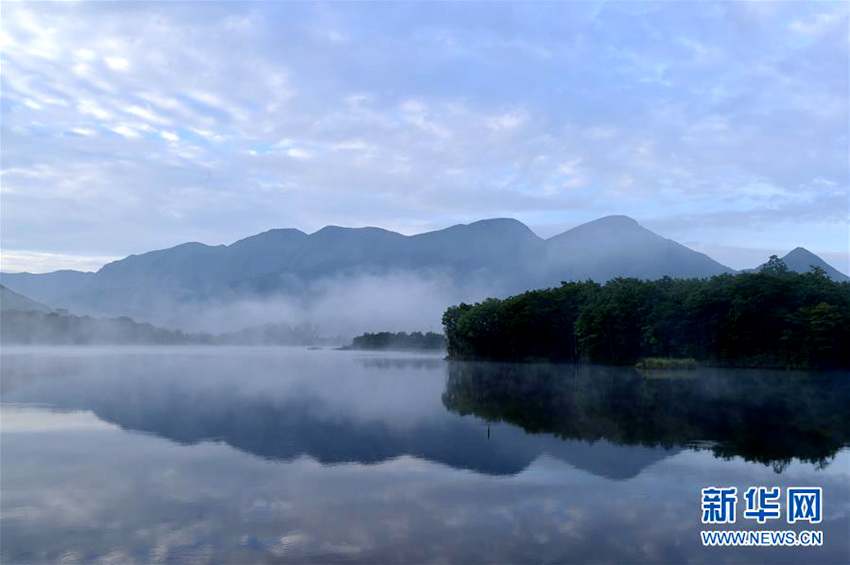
[
  {"left": 244, "top": 227, "right": 307, "bottom": 238},
  {"left": 313, "top": 225, "right": 344, "bottom": 234},
  {"left": 416, "top": 218, "right": 542, "bottom": 251},
  {"left": 312, "top": 225, "right": 401, "bottom": 236},
  {"left": 545, "top": 215, "right": 733, "bottom": 281},
  {"left": 593, "top": 214, "right": 640, "bottom": 226},
  {"left": 467, "top": 217, "right": 530, "bottom": 228},
  {"left": 457, "top": 218, "right": 540, "bottom": 237},
  {"left": 784, "top": 247, "right": 817, "bottom": 259},
  {"left": 778, "top": 247, "right": 849, "bottom": 281},
  {"left": 548, "top": 215, "right": 648, "bottom": 243},
  {"left": 229, "top": 228, "right": 308, "bottom": 248},
  {"left": 170, "top": 241, "right": 220, "bottom": 250}
]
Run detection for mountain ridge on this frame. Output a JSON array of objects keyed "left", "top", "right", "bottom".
[
  {"left": 0, "top": 284, "right": 53, "bottom": 313},
  {"left": 2, "top": 215, "right": 845, "bottom": 331}
]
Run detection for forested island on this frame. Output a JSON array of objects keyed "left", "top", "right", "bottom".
[
  {"left": 344, "top": 331, "right": 446, "bottom": 351},
  {"left": 442, "top": 257, "right": 850, "bottom": 369}
]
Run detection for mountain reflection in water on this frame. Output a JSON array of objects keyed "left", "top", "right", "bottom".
[
  {"left": 1, "top": 351, "right": 674, "bottom": 480},
  {"left": 1, "top": 348, "right": 848, "bottom": 564},
  {"left": 2, "top": 349, "right": 847, "bottom": 476}
]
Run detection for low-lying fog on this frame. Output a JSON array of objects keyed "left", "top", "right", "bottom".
[{"left": 107, "top": 271, "right": 503, "bottom": 336}]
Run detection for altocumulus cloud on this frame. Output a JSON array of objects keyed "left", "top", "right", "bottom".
[{"left": 0, "top": 1, "right": 847, "bottom": 273}]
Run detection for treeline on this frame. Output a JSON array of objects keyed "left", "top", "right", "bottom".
[
  {"left": 1, "top": 311, "right": 212, "bottom": 345},
  {"left": 347, "top": 331, "right": 446, "bottom": 351},
  {"left": 1, "top": 311, "right": 330, "bottom": 346},
  {"left": 442, "top": 258, "right": 850, "bottom": 369}
]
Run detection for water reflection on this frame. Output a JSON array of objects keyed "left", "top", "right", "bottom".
[
  {"left": 1, "top": 350, "right": 678, "bottom": 479},
  {"left": 444, "top": 362, "right": 850, "bottom": 472},
  {"left": 1, "top": 348, "right": 848, "bottom": 564},
  {"left": 2, "top": 350, "right": 848, "bottom": 476}
]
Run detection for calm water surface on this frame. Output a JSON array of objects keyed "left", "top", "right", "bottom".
[{"left": 1, "top": 347, "right": 848, "bottom": 564}]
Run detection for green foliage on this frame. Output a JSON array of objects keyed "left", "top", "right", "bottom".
[
  {"left": 348, "top": 331, "right": 445, "bottom": 351},
  {"left": 760, "top": 254, "right": 789, "bottom": 275},
  {"left": 443, "top": 268, "right": 850, "bottom": 369}
]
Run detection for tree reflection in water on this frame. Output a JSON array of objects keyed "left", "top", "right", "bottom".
[{"left": 442, "top": 362, "right": 850, "bottom": 472}]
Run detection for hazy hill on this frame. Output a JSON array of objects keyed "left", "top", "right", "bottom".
[
  {"left": 776, "top": 247, "right": 849, "bottom": 282},
  {"left": 0, "top": 270, "right": 94, "bottom": 307},
  {"left": 0, "top": 215, "right": 771, "bottom": 330},
  {"left": 96, "top": 241, "right": 226, "bottom": 288},
  {"left": 407, "top": 218, "right": 545, "bottom": 293},
  {"left": 543, "top": 215, "right": 733, "bottom": 283},
  {"left": 0, "top": 284, "right": 53, "bottom": 313},
  {"left": 407, "top": 218, "right": 543, "bottom": 269},
  {"left": 223, "top": 228, "right": 309, "bottom": 281},
  {"left": 0, "top": 310, "right": 211, "bottom": 345}
]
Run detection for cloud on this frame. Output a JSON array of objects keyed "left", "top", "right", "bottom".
[
  {"left": 789, "top": 8, "right": 847, "bottom": 35},
  {"left": 286, "top": 148, "right": 313, "bottom": 160},
  {"left": 103, "top": 56, "right": 129, "bottom": 71},
  {"left": 110, "top": 124, "right": 141, "bottom": 139},
  {"left": 0, "top": 2, "right": 846, "bottom": 273},
  {"left": 400, "top": 99, "right": 452, "bottom": 138},
  {"left": 0, "top": 250, "right": 119, "bottom": 273},
  {"left": 484, "top": 111, "right": 527, "bottom": 132}
]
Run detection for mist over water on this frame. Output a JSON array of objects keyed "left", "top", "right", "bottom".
[{"left": 102, "top": 270, "right": 503, "bottom": 335}]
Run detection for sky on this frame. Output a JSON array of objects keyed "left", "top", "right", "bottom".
[{"left": 1, "top": 1, "right": 848, "bottom": 274}]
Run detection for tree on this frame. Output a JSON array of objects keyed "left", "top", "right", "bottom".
[{"left": 760, "top": 255, "right": 789, "bottom": 275}]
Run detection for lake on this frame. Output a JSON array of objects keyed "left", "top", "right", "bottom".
[{"left": 1, "top": 347, "right": 848, "bottom": 563}]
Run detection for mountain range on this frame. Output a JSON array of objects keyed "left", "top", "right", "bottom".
[{"left": 1, "top": 215, "right": 846, "bottom": 332}]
